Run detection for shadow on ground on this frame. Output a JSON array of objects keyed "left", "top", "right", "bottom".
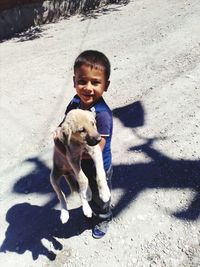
[
  {"left": 14, "top": 26, "right": 45, "bottom": 42},
  {"left": 1, "top": 101, "right": 200, "bottom": 260},
  {"left": 0, "top": 200, "right": 89, "bottom": 260},
  {"left": 112, "top": 102, "right": 200, "bottom": 220}
]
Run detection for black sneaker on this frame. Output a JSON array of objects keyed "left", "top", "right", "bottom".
[{"left": 92, "top": 220, "right": 109, "bottom": 239}]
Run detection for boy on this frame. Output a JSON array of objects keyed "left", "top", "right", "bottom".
[{"left": 54, "top": 50, "right": 113, "bottom": 239}]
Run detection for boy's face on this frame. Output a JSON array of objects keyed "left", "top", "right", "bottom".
[{"left": 73, "top": 64, "right": 110, "bottom": 109}]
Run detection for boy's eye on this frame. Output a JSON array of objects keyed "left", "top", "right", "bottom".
[
  {"left": 77, "top": 79, "right": 101, "bottom": 86},
  {"left": 78, "top": 79, "right": 86, "bottom": 85},
  {"left": 92, "top": 81, "right": 101, "bottom": 86}
]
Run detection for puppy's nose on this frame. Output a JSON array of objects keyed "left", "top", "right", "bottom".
[{"left": 86, "top": 135, "right": 101, "bottom": 146}]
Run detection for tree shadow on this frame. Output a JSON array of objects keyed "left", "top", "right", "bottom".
[{"left": 1, "top": 100, "right": 200, "bottom": 261}]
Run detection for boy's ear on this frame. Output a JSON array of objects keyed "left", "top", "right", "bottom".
[
  {"left": 104, "top": 80, "right": 110, "bottom": 92},
  {"left": 73, "top": 76, "right": 76, "bottom": 88}
]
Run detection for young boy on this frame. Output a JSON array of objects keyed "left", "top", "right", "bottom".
[{"left": 54, "top": 50, "right": 113, "bottom": 239}]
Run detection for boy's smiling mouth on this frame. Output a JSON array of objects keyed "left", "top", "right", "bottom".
[{"left": 82, "top": 94, "right": 94, "bottom": 99}]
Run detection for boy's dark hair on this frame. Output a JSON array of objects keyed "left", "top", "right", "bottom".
[{"left": 74, "top": 50, "right": 111, "bottom": 80}]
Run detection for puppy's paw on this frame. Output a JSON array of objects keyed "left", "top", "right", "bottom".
[
  {"left": 82, "top": 203, "right": 92, "bottom": 218},
  {"left": 60, "top": 209, "right": 69, "bottom": 224},
  {"left": 99, "top": 187, "right": 111, "bottom": 203},
  {"left": 86, "top": 186, "right": 92, "bottom": 201}
]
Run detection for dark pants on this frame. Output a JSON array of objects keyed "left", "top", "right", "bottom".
[{"left": 81, "top": 159, "right": 113, "bottom": 221}]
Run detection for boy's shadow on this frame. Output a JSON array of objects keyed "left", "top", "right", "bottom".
[
  {"left": 0, "top": 200, "right": 90, "bottom": 260},
  {"left": 112, "top": 102, "right": 200, "bottom": 220}
]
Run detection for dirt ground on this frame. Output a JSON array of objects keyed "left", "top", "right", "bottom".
[{"left": 0, "top": 0, "right": 200, "bottom": 266}]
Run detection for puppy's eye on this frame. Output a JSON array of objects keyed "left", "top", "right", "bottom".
[{"left": 78, "top": 127, "right": 85, "bottom": 133}]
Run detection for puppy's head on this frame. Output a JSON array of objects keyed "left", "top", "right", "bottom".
[{"left": 59, "top": 109, "right": 101, "bottom": 146}]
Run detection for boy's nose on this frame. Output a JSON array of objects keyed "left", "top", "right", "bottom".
[{"left": 85, "top": 82, "right": 93, "bottom": 91}]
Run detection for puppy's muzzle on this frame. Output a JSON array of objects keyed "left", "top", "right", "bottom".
[{"left": 86, "top": 135, "right": 101, "bottom": 146}]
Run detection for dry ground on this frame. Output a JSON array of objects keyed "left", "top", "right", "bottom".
[{"left": 0, "top": 0, "right": 200, "bottom": 266}]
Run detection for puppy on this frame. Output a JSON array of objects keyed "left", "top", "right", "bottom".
[{"left": 50, "top": 109, "right": 111, "bottom": 223}]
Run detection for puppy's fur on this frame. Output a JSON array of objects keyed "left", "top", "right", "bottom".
[{"left": 50, "top": 109, "right": 111, "bottom": 223}]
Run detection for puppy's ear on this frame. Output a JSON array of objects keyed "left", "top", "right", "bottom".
[{"left": 59, "top": 126, "right": 72, "bottom": 145}]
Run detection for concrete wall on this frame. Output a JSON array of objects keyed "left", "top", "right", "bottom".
[{"left": 0, "top": 0, "right": 129, "bottom": 40}]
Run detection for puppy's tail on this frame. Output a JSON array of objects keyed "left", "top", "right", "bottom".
[{"left": 64, "top": 174, "right": 79, "bottom": 193}]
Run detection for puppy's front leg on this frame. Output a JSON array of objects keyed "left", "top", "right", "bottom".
[{"left": 87, "top": 145, "right": 111, "bottom": 203}]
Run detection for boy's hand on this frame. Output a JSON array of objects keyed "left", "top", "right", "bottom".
[
  {"left": 53, "top": 128, "right": 66, "bottom": 155},
  {"left": 53, "top": 129, "right": 59, "bottom": 139},
  {"left": 53, "top": 128, "right": 61, "bottom": 144}
]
